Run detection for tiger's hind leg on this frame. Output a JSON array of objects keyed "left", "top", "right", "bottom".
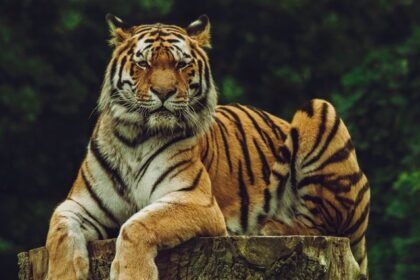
[{"left": 261, "top": 99, "right": 370, "bottom": 276}]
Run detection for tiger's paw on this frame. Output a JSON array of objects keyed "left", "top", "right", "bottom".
[
  {"left": 110, "top": 225, "right": 158, "bottom": 280},
  {"left": 46, "top": 250, "right": 89, "bottom": 280},
  {"left": 110, "top": 253, "right": 158, "bottom": 280},
  {"left": 45, "top": 229, "right": 89, "bottom": 280}
]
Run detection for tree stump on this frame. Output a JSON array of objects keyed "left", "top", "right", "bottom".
[{"left": 18, "top": 236, "right": 363, "bottom": 279}]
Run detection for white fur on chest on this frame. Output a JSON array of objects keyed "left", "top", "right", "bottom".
[{"left": 89, "top": 121, "right": 194, "bottom": 220}]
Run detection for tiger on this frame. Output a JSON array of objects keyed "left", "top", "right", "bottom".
[{"left": 45, "top": 14, "right": 370, "bottom": 280}]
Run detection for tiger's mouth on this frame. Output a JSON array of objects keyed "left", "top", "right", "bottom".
[
  {"left": 147, "top": 105, "right": 187, "bottom": 124},
  {"left": 150, "top": 106, "right": 173, "bottom": 115}
]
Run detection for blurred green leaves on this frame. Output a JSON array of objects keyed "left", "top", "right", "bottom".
[
  {"left": 381, "top": 171, "right": 420, "bottom": 279},
  {"left": 222, "top": 77, "right": 244, "bottom": 102},
  {"left": 139, "top": 0, "right": 173, "bottom": 15},
  {"left": 60, "top": 10, "right": 82, "bottom": 31},
  {"left": 0, "top": 238, "right": 13, "bottom": 252}
]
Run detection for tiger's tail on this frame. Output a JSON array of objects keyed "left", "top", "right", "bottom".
[{"left": 265, "top": 99, "right": 370, "bottom": 275}]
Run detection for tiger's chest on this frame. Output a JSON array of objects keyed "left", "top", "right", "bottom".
[{"left": 91, "top": 132, "right": 198, "bottom": 212}]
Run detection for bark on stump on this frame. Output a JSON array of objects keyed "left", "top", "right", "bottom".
[{"left": 18, "top": 236, "right": 363, "bottom": 280}]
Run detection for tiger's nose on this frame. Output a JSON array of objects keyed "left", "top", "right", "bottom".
[{"left": 150, "top": 87, "right": 177, "bottom": 102}]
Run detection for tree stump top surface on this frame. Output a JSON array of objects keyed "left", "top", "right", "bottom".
[{"left": 18, "top": 236, "right": 362, "bottom": 280}]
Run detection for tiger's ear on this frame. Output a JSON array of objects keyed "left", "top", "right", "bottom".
[
  {"left": 186, "top": 15, "right": 211, "bottom": 48},
  {"left": 106, "top": 13, "right": 131, "bottom": 46}
]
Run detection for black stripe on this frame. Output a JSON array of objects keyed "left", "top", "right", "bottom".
[
  {"left": 89, "top": 138, "right": 130, "bottom": 202},
  {"left": 66, "top": 198, "right": 105, "bottom": 239},
  {"left": 110, "top": 57, "right": 118, "bottom": 85},
  {"left": 189, "top": 83, "right": 200, "bottom": 90},
  {"left": 169, "top": 146, "right": 195, "bottom": 160},
  {"left": 232, "top": 104, "right": 273, "bottom": 153},
  {"left": 275, "top": 173, "right": 289, "bottom": 199},
  {"left": 324, "top": 199, "right": 343, "bottom": 232},
  {"left": 238, "top": 161, "right": 250, "bottom": 232},
  {"left": 206, "top": 129, "right": 217, "bottom": 172},
  {"left": 290, "top": 128, "right": 299, "bottom": 193},
  {"left": 192, "top": 48, "right": 210, "bottom": 89},
  {"left": 170, "top": 160, "right": 196, "bottom": 180},
  {"left": 136, "top": 135, "right": 190, "bottom": 181},
  {"left": 263, "top": 188, "right": 271, "bottom": 213},
  {"left": 216, "top": 109, "right": 234, "bottom": 122},
  {"left": 110, "top": 43, "right": 132, "bottom": 86},
  {"left": 119, "top": 79, "right": 134, "bottom": 89},
  {"left": 297, "top": 174, "right": 328, "bottom": 190},
  {"left": 297, "top": 170, "right": 363, "bottom": 193},
  {"left": 116, "top": 56, "right": 127, "bottom": 90},
  {"left": 177, "top": 168, "right": 204, "bottom": 192},
  {"left": 143, "top": 44, "right": 153, "bottom": 51},
  {"left": 150, "top": 159, "right": 192, "bottom": 196},
  {"left": 278, "top": 146, "right": 291, "bottom": 163},
  {"left": 144, "top": 38, "right": 156, "bottom": 43},
  {"left": 247, "top": 106, "right": 287, "bottom": 141},
  {"left": 341, "top": 181, "right": 369, "bottom": 231},
  {"left": 302, "top": 195, "right": 335, "bottom": 230},
  {"left": 303, "top": 109, "right": 341, "bottom": 168},
  {"left": 264, "top": 130, "right": 283, "bottom": 162},
  {"left": 295, "top": 213, "right": 325, "bottom": 233},
  {"left": 215, "top": 117, "right": 233, "bottom": 173},
  {"left": 313, "top": 139, "right": 355, "bottom": 172},
  {"left": 148, "top": 30, "right": 159, "bottom": 36},
  {"left": 302, "top": 194, "right": 323, "bottom": 204},
  {"left": 81, "top": 169, "right": 119, "bottom": 226},
  {"left": 136, "top": 30, "right": 154, "bottom": 40},
  {"left": 113, "top": 128, "right": 147, "bottom": 148},
  {"left": 354, "top": 181, "right": 370, "bottom": 208},
  {"left": 161, "top": 26, "right": 186, "bottom": 33},
  {"left": 191, "top": 92, "right": 209, "bottom": 112},
  {"left": 157, "top": 31, "right": 174, "bottom": 37},
  {"left": 196, "top": 59, "right": 204, "bottom": 98},
  {"left": 162, "top": 38, "right": 180, "bottom": 43},
  {"left": 356, "top": 250, "right": 367, "bottom": 265},
  {"left": 201, "top": 133, "right": 210, "bottom": 161},
  {"left": 206, "top": 149, "right": 215, "bottom": 172},
  {"left": 68, "top": 210, "right": 104, "bottom": 240},
  {"left": 215, "top": 115, "right": 229, "bottom": 133},
  {"left": 302, "top": 102, "right": 327, "bottom": 163},
  {"left": 171, "top": 32, "right": 187, "bottom": 40},
  {"left": 335, "top": 195, "right": 354, "bottom": 210},
  {"left": 299, "top": 100, "right": 314, "bottom": 117},
  {"left": 343, "top": 202, "right": 370, "bottom": 236},
  {"left": 351, "top": 231, "right": 366, "bottom": 248},
  {"left": 112, "top": 114, "right": 142, "bottom": 128},
  {"left": 129, "top": 62, "right": 136, "bottom": 76},
  {"left": 253, "top": 138, "right": 270, "bottom": 185},
  {"left": 211, "top": 126, "right": 220, "bottom": 175},
  {"left": 218, "top": 107, "right": 255, "bottom": 184},
  {"left": 170, "top": 44, "right": 183, "bottom": 53}
]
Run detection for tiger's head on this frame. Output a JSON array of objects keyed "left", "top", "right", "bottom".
[{"left": 98, "top": 14, "right": 217, "bottom": 136}]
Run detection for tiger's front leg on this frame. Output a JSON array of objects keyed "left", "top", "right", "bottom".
[
  {"left": 46, "top": 199, "right": 101, "bottom": 280},
  {"left": 110, "top": 168, "right": 227, "bottom": 280}
]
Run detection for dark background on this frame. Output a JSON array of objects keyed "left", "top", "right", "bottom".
[{"left": 1, "top": 0, "right": 419, "bottom": 279}]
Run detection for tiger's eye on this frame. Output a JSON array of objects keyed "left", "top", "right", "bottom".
[
  {"left": 177, "top": 61, "right": 188, "bottom": 69},
  {"left": 137, "top": 61, "right": 149, "bottom": 68}
]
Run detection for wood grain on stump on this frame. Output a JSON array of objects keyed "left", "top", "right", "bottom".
[{"left": 18, "top": 236, "right": 362, "bottom": 280}]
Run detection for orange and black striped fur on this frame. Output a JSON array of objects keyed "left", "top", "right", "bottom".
[{"left": 45, "top": 14, "right": 370, "bottom": 280}]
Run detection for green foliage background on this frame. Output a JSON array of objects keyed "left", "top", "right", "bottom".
[{"left": 1, "top": 0, "right": 419, "bottom": 278}]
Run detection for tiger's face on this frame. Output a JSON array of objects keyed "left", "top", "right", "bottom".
[{"left": 99, "top": 15, "right": 217, "bottom": 136}]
